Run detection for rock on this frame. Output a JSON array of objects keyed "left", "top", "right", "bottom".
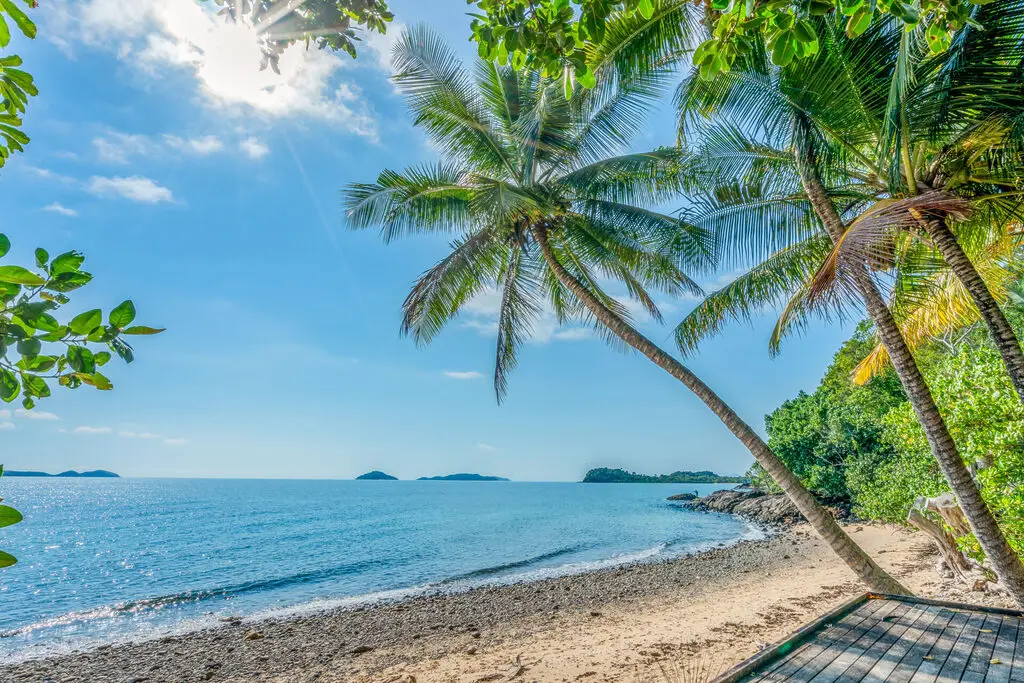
[
  {"left": 590, "top": 611, "right": 602, "bottom": 617},
  {"left": 243, "top": 630, "right": 265, "bottom": 641},
  {"left": 218, "top": 616, "right": 242, "bottom": 623},
  {"left": 682, "top": 489, "right": 803, "bottom": 526},
  {"left": 666, "top": 492, "right": 698, "bottom": 501},
  {"left": 350, "top": 645, "right": 374, "bottom": 655},
  {"left": 465, "top": 645, "right": 478, "bottom": 655},
  {"left": 973, "top": 579, "right": 989, "bottom": 592}
]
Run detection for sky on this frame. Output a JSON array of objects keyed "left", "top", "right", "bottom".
[{"left": 0, "top": 0, "right": 857, "bottom": 481}]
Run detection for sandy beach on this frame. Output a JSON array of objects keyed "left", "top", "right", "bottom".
[{"left": 3, "top": 522, "right": 1012, "bottom": 683}]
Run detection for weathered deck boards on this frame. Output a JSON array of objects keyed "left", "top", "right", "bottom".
[{"left": 711, "top": 594, "right": 1024, "bottom": 683}]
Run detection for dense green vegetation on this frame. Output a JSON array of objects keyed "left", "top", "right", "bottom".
[
  {"left": 757, "top": 302, "right": 1024, "bottom": 558},
  {"left": 582, "top": 468, "right": 747, "bottom": 484}
]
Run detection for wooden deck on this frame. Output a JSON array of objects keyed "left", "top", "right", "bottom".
[{"left": 711, "top": 593, "right": 1024, "bottom": 683}]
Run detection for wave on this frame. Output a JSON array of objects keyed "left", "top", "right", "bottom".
[
  {"left": 438, "top": 544, "right": 586, "bottom": 584},
  {"left": 0, "top": 556, "right": 388, "bottom": 639}
]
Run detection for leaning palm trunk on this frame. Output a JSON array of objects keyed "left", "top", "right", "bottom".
[
  {"left": 533, "top": 227, "right": 910, "bottom": 596},
  {"left": 797, "top": 153, "right": 1024, "bottom": 604},
  {"left": 918, "top": 216, "right": 1024, "bottom": 403}
]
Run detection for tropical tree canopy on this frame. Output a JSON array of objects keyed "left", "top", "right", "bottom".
[
  {"left": 673, "top": 3, "right": 1024, "bottom": 369},
  {"left": 467, "top": 0, "right": 981, "bottom": 87},
  {"left": 0, "top": 0, "right": 38, "bottom": 168},
  {"left": 344, "top": 23, "right": 711, "bottom": 399}
]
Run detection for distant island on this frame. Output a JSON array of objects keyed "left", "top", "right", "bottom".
[
  {"left": 416, "top": 473, "right": 510, "bottom": 482},
  {"left": 4, "top": 470, "right": 120, "bottom": 478},
  {"left": 581, "top": 468, "right": 747, "bottom": 484},
  {"left": 355, "top": 471, "right": 398, "bottom": 480}
]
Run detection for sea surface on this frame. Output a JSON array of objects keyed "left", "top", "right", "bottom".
[{"left": 0, "top": 478, "right": 761, "bottom": 662}]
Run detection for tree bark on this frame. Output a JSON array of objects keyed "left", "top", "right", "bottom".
[
  {"left": 907, "top": 507, "right": 973, "bottom": 584},
  {"left": 533, "top": 227, "right": 910, "bottom": 596},
  {"left": 919, "top": 216, "right": 1024, "bottom": 403},
  {"left": 796, "top": 149, "right": 1024, "bottom": 605}
]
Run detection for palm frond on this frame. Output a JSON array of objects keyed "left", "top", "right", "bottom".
[{"left": 493, "top": 245, "right": 544, "bottom": 401}]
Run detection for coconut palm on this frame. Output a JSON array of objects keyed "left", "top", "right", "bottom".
[
  {"left": 343, "top": 24, "right": 908, "bottom": 595},
  {"left": 671, "top": 8, "right": 1024, "bottom": 601}
]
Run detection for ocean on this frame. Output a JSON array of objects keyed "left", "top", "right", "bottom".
[{"left": 0, "top": 478, "right": 761, "bottom": 662}]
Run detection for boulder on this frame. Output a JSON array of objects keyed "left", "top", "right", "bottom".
[
  {"left": 666, "top": 492, "right": 698, "bottom": 501},
  {"left": 682, "top": 489, "right": 802, "bottom": 526}
]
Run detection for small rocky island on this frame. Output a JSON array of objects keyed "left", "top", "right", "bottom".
[
  {"left": 582, "top": 467, "right": 747, "bottom": 484},
  {"left": 416, "top": 473, "right": 509, "bottom": 481},
  {"left": 355, "top": 471, "right": 398, "bottom": 480},
  {"left": 677, "top": 488, "right": 803, "bottom": 527},
  {"left": 4, "top": 469, "right": 120, "bottom": 478}
]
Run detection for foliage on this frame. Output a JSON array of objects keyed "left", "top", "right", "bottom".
[
  {"left": 205, "top": 0, "right": 393, "bottom": 69},
  {"left": 749, "top": 322, "right": 905, "bottom": 501},
  {"left": 582, "top": 467, "right": 747, "bottom": 483},
  {"left": 0, "top": 466, "right": 22, "bottom": 568},
  {"left": 467, "top": 0, "right": 979, "bottom": 88},
  {"left": 343, "top": 24, "right": 709, "bottom": 400},
  {"left": 0, "top": 0, "right": 37, "bottom": 168},
  {"left": 0, "top": 234, "right": 163, "bottom": 568}
]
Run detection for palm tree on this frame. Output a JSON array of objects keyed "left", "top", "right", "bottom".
[
  {"left": 672, "top": 10, "right": 1024, "bottom": 602},
  {"left": 343, "top": 24, "right": 909, "bottom": 595}
]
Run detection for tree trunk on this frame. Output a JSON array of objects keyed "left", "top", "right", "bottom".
[
  {"left": 796, "top": 149, "right": 1024, "bottom": 605},
  {"left": 533, "top": 227, "right": 910, "bottom": 596},
  {"left": 907, "top": 507, "right": 973, "bottom": 585},
  {"left": 919, "top": 216, "right": 1024, "bottom": 403}
]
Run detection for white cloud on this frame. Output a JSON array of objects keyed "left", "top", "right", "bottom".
[
  {"left": 43, "top": 202, "right": 78, "bottom": 217},
  {"left": 361, "top": 21, "right": 405, "bottom": 74},
  {"left": 119, "top": 431, "right": 162, "bottom": 439},
  {"left": 87, "top": 176, "right": 174, "bottom": 203},
  {"left": 444, "top": 370, "right": 484, "bottom": 380},
  {"left": 27, "top": 166, "right": 76, "bottom": 184},
  {"left": 15, "top": 409, "right": 59, "bottom": 420},
  {"left": 93, "top": 132, "right": 153, "bottom": 163},
  {"left": 49, "top": 0, "right": 380, "bottom": 136},
  {"left": 0, "top": 422, "right": 14, "bottom": 431},
  {"left": 73, "top": 426, "right": 112, "bottom": 435},
  {"left": 164, "top": 134, "right": 223, "bottom": 155},
  {"left": 164, "top": 437, "right": 188, "bottom": 446},
  {"left": 239, "top": 137, "right": 269, "bottom": 159},
  {"left": 477, "top": 443, "right": 497, "bottom": 452}
]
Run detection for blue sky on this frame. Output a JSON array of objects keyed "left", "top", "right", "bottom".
[{"left": 0, "top": 0, "right": 856, "bottom": 481}]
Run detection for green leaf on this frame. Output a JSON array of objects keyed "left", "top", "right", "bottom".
[
  {"left": 0, "top": 265, "right": 44, "bottom": 286},
  {"left": 0, "top": 550, "right": 17, "bottom": 568},
  {"left": 21, "top": 373, "right": 49, "bottom": 398},
  {"left": 24, "top": 312, "right": 58, "bottom": 332},
  {"left": 636, "top": 0, "right": 654, "bottom": 20},
  {"left": 0, "top": 369, "right": 19, "bottom": 402},
  {"left": 34, "top": 248, "right": 48, "bottom": 269},
  {"left": 16, "top": 337, "right": 39, "bottom": 358},
  {"left": 94, "top": 351, "right": 111, "bottom": 366},
  {"left": 66, "top": 345, "right": 95, "bottom": 373},
  {"left": 0, "top": 15, "right": 10, "bottom": 49},
  {"left": 26, "top": 355, "right": 56, "bottom": 372},
  {"left": 0, "top": 0, "right": 35, "bottom": 39},
  {"left": 49, "top": 251, "right": 85, "bottom": 275},
  {"left": 575, "top": 65, "right": 596, "bottom": 89},
  {"left": 846, "top": 8, "right": 872, "bottom": 38},
  {"left": 109, "top": 300, "right": 136, "bottom": 329},
  {"left": 46, "top": 270, "right": 92, "bottom": 292},
  {"left": 68, "top": 309, "right": 102, "bottom": 335},
  {"left": 80, "top": 371, "right": 113, "bottom": 391},
  {"left": 563, "top": 67, "right": 573, "bottom": 101},
  {"left": 122, "top": 326, "right": 165, "bottom": 336},
  {"left": 0, "top": 505, "right": 22, "bottom": 528},
  {"left": 21, "top": 396, "right": 33, "bottom": 410},
  {"left": 0, "top": 233, "right": 9, "bottom": 258}
]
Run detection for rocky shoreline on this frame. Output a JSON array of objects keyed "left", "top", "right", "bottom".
[{"left": 676, "top": 488, "right": 804, "bottom": 527}]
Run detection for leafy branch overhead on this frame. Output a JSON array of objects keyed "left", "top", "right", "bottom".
[
  {"left": 0, "top": 0, "right": 36, "bottom": 167},
  {"left": 0, "top": 233, "right": 164, "bottom": 411},
  {"left": 468, "top": 0, "right": 985, "bottom": 86},
  {"left": 205, "top": 0, "right": 393, "bottom": 71}
]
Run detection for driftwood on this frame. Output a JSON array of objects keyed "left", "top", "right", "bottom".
[
  {"left": 907, "top": 507, "right": 973, "bottom": 583},
  {"left": 906, "top": 495, "right": 999, "bottom": 591}
]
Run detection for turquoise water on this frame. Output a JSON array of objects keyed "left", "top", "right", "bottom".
[{"left": 0, "top": 479, "right": 759, "bottom": 661}]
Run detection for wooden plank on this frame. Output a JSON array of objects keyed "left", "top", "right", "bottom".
[
  {"left": 907, "top": 609, "right": 971, "bottom": 683},
  {"left": 883, "top": 605, "right": 957, "bottom": 683},
  {"left": 1007, "top": 615, "right": 1024, "bottom": 680},
  {"left": 933, "top": 610, "right": 988, "bottom": 682},
  {"left": 768, "top": 599, "right": 902, "bottom": 682},
  {"left": 713, "top": 593, "right": 874, "bottom": 683},
  {"left": 960, "top": 612, "right": 1002, "bottom": 683},
  {"left": 860, "top": 604, "right": 945, "bottom": 683},
  {"left": 806, "top": 601, "right": 916, "bottom": 683},
  {"left": 841, "top": 602, "right": 933, "bottom": 682},
  {"left": 746, "top": 598, "right": 885, "bottom": 682},
  {"left": 982, "top": 614, "right": 1018, "bottom": 683}
]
